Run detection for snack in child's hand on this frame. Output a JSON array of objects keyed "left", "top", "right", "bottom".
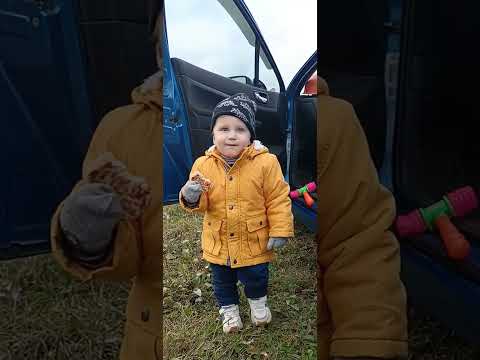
[
  {"left": 191, "top": 171, "right": 213, "bottom": 192},
  {"left": 86, "top": 152, "right": 152, "bottom": 220}
]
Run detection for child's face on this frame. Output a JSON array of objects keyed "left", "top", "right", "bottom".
[{"left": 212, "top": 115, "right": 251, "bottom": 158}]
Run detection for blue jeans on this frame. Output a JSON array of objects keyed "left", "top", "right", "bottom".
[{"left": 209, "top": 263, "right": 269, "bottom": 307}]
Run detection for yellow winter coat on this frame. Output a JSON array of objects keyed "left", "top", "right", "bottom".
[
  {"left": 316, "top": 76, "right": 408, "bottom": 359},
  {"left": 179, "top": 143, "right": 294, "bottom": 267},
  {"left": 50, "top": 75, "right": 163, "bottom": 360}
]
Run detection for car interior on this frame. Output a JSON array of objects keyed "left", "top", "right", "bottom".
[
  {"left": 290, "top": 76, "right": 318, "bottom": 200},
  {"left": 396, "top": 1, "right": 480, "bottom": 208},
  {"left": 321, "top": 0, "right": 480, "bottom": 281},
  {"left": 395, "top": 0, "right": 480, "bottom": 269}
]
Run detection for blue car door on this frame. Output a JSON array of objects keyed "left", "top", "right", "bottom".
[
  {"left": 162, "top": 24, "right": 195, "bottom": 204},
  {"left": 163, "top": 0, "right": 300, "bottom": 211},
  {"left": 0, "top": 1, "right": 156, "bottom": 260},
  {"left": 0, "top": 1, "right": 92, "bottom": 260}
]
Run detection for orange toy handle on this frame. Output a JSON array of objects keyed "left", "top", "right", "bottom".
[
  {"left": 434, "top": 215, "right": 471, "bottom": 260},
  {"left": 303, "top": 191, "right": 314, "bottom": 207}
]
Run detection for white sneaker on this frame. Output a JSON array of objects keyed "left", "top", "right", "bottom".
[
  {"left": 247, "top": 296, "right": 272, "bottom": 326},
  {"left": 219, "top": 304, "right": 243, "bottom": 333}
]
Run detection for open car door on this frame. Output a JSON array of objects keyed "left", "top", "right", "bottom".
[
  {"left": 162, "top": 0, "right": 290, "bottom": 204},
  {"left": 0, "top": 1, "right": 156, "bottom": 259}
]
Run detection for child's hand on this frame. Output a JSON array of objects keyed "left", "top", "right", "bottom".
[
  {"left": 60, "top": 183, "right": 124, "bottom": 257},
  {"left": 266, "top": 237, "right": 288, "bottom": 250},
  {"left": 86, "top": 152, "right": 152, "bottom": 219},
  {"left": 181, "top": 180, "right": 203, "bottom": 203},
  {"left": 190, "top": 171, "right": 213, "bottom": 192}
]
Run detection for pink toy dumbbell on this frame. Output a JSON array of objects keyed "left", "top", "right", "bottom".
[
  {"left": 290, "top": 182, "right": 316, "bottom": 207},
  {"left": 396, "top": 186, "right": 478, "bottom": 238},
  {"left": 395, "top": 186, "right": 477, "bottom": 260}
]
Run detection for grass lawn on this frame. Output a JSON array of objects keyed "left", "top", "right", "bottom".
[
  {"left": 0, "top": 204, "right": 477, "bottom": 359},
  {"left": 163, "top": 204, "right": 317, "bottom": 360},
  {"left": 0, "top": 256, "right": 129, "bottom": 359}
]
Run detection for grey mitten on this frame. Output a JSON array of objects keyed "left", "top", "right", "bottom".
[
  {"left": 266, "top": 237, "right": 288, "bottom": 250},
  {"left": 181, "top": 180, "right": 203, "bottom": 203},
  {"left": 59, "top": 183, "right": 124, "bottom": 263}
]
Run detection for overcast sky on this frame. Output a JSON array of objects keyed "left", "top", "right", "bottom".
[
  {"left": 165, "top": 0, "right": 317, "bottom": 89},
  {"left": 243, "top": 0, "right": 317, "bottom": 86}
]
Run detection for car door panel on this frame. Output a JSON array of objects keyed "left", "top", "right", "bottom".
[{"left": 171, "top": 57, "right": 283, "bottom": 162}]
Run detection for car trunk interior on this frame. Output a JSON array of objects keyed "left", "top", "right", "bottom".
[{"left": 395, "top": 0, "right": 480, "bottom": 281}]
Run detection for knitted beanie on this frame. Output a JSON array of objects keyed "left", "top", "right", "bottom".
[{"left": 211, "top": 93, "right": 257, "bottom": 140}]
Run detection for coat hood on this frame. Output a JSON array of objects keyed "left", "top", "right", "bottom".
[
  {"left": 318, "top": 76, "right": 330, "bottom": 96},
  {"left": 131, "top": 70, "right": 163, "bottom": 110}
]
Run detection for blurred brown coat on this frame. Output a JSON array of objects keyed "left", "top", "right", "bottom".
[
  {"left": 316, "top": 76, "right": 408, "bottom": 359},
  {"left": 50, "top": 74, "right": 163, "bottom": 360}
]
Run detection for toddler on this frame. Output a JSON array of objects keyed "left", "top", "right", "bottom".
[{"left": 179, "top": 93, "right": 294, "bottom": 333}]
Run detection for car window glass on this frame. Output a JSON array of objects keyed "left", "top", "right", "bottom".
[{"left": 259, "top": 47, "right": 279, "bottom": 92}]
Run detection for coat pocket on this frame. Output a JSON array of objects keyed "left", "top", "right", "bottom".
[
  {"left": 246, "top": 216, "right": 269, "bottom": 257},
  {"left": 202, "top": 218, "right": 222, "bottom": 255}
]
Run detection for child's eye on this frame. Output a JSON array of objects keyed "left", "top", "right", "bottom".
[{"left": 237, "top": 128, "right": 245, "bottom": 132}]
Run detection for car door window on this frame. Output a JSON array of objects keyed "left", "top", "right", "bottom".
[
  {"left": 259, "top": 47, "right": 279, "bottom": 92},
  {"left": 165, "top": 0, "right": 280, "bottom": 92}
]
